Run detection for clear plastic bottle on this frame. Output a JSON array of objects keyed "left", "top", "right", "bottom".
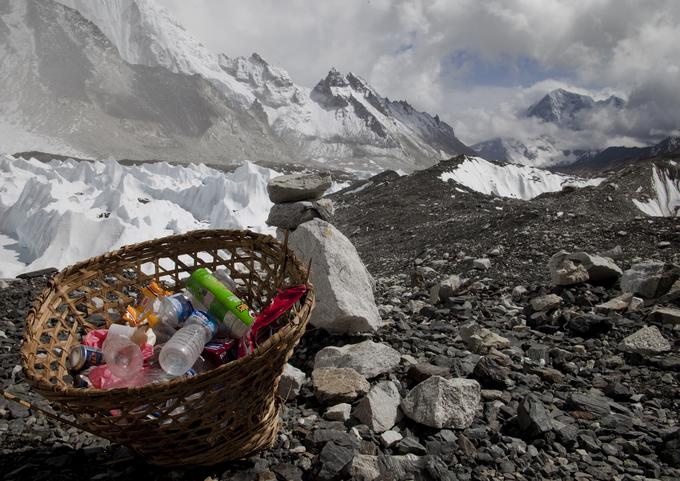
[
  {"left": 102, "top": 325, "right": 144, "bottom": 380},
  {"left": 150, "top": 292, "right": 194, "bottom": 342},
  {"left": 159, "top": 311, "right": 217, "bottom": 376},
  {"left": 157, "top": 293, "right": 193, "bottom": 326}
]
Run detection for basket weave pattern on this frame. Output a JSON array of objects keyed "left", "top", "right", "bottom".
[{"left": 20, "top": 230, "right": 314, "bottom": 467}]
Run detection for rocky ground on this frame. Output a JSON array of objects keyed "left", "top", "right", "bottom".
[{"left": 1, "top": 158, "right": 679, "bottom": 480}]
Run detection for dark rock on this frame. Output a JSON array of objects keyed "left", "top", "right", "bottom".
[
  {"left": 472, "top": 356, "right": 512, "bottom": 389},
  {"left": 658, "top": 429, "right": 680, "bottom": 467},
  {"left": 396, "top": 437, "right": 428, "bottom": 456},
  {"left": 568, "top": 392, "right": 611, "bottom": 418},
  {"left": 565, "top": 313, "right": 612, "bottom": 337},
  {"left": 316, "top": 441, "right": 355, "bottom": 481},
  {"left": 272, "top": 463, "right": 304, "bottom": 481},
  {"left": 517, "top": 394, "right": 553, "bottom": 438},
  {"left": 16, "top": 267, "right": 57, "bottom": 279},
  {"left": 406, "top": 363, "right": 451, "bottom": 387},
  {"left": 306, "top": 429, "right": 359, "bottom": 449}
]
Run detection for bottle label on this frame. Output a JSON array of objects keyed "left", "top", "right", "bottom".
[
  {"left": 169, "top": 295, "right": 193, "bottom": 323},
  {"left": 189, "top": 310, "right": 218, "bottom": 338}
]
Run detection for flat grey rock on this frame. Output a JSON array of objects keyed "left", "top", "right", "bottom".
[{"left": 267, "top": 173, "right": 332, "bottom": 203}]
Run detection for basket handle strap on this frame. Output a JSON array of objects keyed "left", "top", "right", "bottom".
[{"left": 2, "top": 390, "right": 99, "bottom": 437}]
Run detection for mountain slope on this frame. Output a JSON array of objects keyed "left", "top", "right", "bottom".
[
  {"left": 564, "top": 136, "right": 680, "bottom": 173},
  {"left": 0, "top": 0, "right": 288, "bottom": 163},
  {"left": 0, "top": 0, "right": 472, "bottom": 173}
]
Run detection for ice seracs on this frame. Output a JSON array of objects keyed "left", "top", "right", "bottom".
[
  {"left": 632, "top": 161, "right": 680, "bottom": 217},
  {"left": 0, "top": 155, "right": 279, "bottom": 277},
  {"left": 439, "top": 156, "right": 603, "bottom": 200}
]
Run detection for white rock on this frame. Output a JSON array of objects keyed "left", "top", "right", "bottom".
[
  {"left": 530, "top": 294, "right": 562, "bottom": 312},
  {"left": 401, "top": 376, "right": 480, "bottom": 429},
  {"left": 314, "top": 340, "right": 401, "bottom": 379},
  {"left": 595, "top": 293, "right": 633, "bottom": 312},
  {"left": 325, "top": 403, "right": 352, "bottom": 422},
  {"left": 278, "top": 363, "right": 306, "bottom": 400},
  {"left": 429, "top": 274, "right": 463, "bottom": 303},
  {"left": 380, "top": 430, "right": 403, "bottom": 447},
  {"left": 353, "top": 381, "right": 402, "bottom": 433},
  {"left": 549, "top": 250, "right": 589, "bottom": 286},
  {"left": 618, "top": 325, "right": 671, "bottom": 355},
  {"left": 285, "top": 219, "right": 382, "bottom": 333},
  {"left": 473, "top": 258, "right": 491, "bottom": 270}
]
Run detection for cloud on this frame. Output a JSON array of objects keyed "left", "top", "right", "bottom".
[{"left": 163, "top": 0, "right": 680, "bottom": 147}]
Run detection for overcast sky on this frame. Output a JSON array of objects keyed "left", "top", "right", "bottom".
[{"left": 163, "top": 0, "right": 680, "bottom": 147}]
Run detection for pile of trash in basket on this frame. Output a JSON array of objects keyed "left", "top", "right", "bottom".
[{"left": 67, "top": 268, "right": 306, "bottom": 390}]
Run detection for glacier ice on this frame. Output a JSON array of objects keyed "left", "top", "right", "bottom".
[
  {"left": 0, "top": 155, "right": 280, "bottom": 277},
  {"left": 439, "top": 156, "right": 604, "bottom": 200},
  {"left": 632, "top": 161, "right": 680, "bottom": 217}
]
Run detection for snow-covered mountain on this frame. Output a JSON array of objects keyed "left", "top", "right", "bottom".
[
  {"left": 0, "top": 0, "right": 472, "bottom": 173},
  {"left": 473, "top": 88, "right": 626, "bottom": 167},
  {"left": 439, "top": 156, "right": 603, "bottom": 200},
  {"left": 527, "top": 88, "right": 625, "bottom": 129}
]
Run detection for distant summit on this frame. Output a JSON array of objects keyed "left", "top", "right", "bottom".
[{"left": 527, "top": 88, "right": 625, "bottom": 128}]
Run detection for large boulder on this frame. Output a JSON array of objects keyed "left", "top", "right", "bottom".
[
  {"left": 267, "top": 173, "right": 332, "bottom": 203},
  {"left": 314, "top": 340, "right": 400, "bottom": 379},
  {"left": 621, "top": 261, "right": 680, "bottom": 298},
  {"left": 266, "top": 199, "right": 334, "bottom": 229},
  {"left": 353, "top": 381, "right": 402, "bottom": 433},
  {"left": 401, "top": 376, "right": 480, "bottom": 429},
  {"left": 549, "top": 250, "right": 622, "bottom": 286},
  {"left": 568, "top": 252, "right": 622, "bottom": 283},
  {"left": 285, "top": 219, "right": 382, "bottom": 333}
]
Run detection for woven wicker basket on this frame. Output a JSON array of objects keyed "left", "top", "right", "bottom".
[{"left": 20, "top": 229, "right": 314, "bottom": 467}]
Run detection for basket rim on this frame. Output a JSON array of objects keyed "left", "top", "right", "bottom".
[{"left": 20, "top": 228, "right": 314, "bottom": 399}]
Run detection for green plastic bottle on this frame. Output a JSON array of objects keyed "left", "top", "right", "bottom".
[{"left": 186, "top": 268, "right": 254, "bottom": 338}]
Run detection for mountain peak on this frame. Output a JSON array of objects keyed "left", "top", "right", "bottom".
[
  {"left": 528, "top": 88, "right": 625, "bottom": 127},
  {"left": 322, "top": 67, "right": 349, "bottom": 87}
]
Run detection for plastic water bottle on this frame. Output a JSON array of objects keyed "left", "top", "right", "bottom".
[
  {"left": 157, "top": 293, "right": 193, "bottom": 326},
  {"left": 102, "top": 324, "right": 144, "bottom": 380},
  {"left": 159, "top": 311, "right": 217, "bottom": 376}
]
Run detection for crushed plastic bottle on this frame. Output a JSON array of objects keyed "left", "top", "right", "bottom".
[{"left": 102, "top": 324, "right": 144, "bottom": 380}]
